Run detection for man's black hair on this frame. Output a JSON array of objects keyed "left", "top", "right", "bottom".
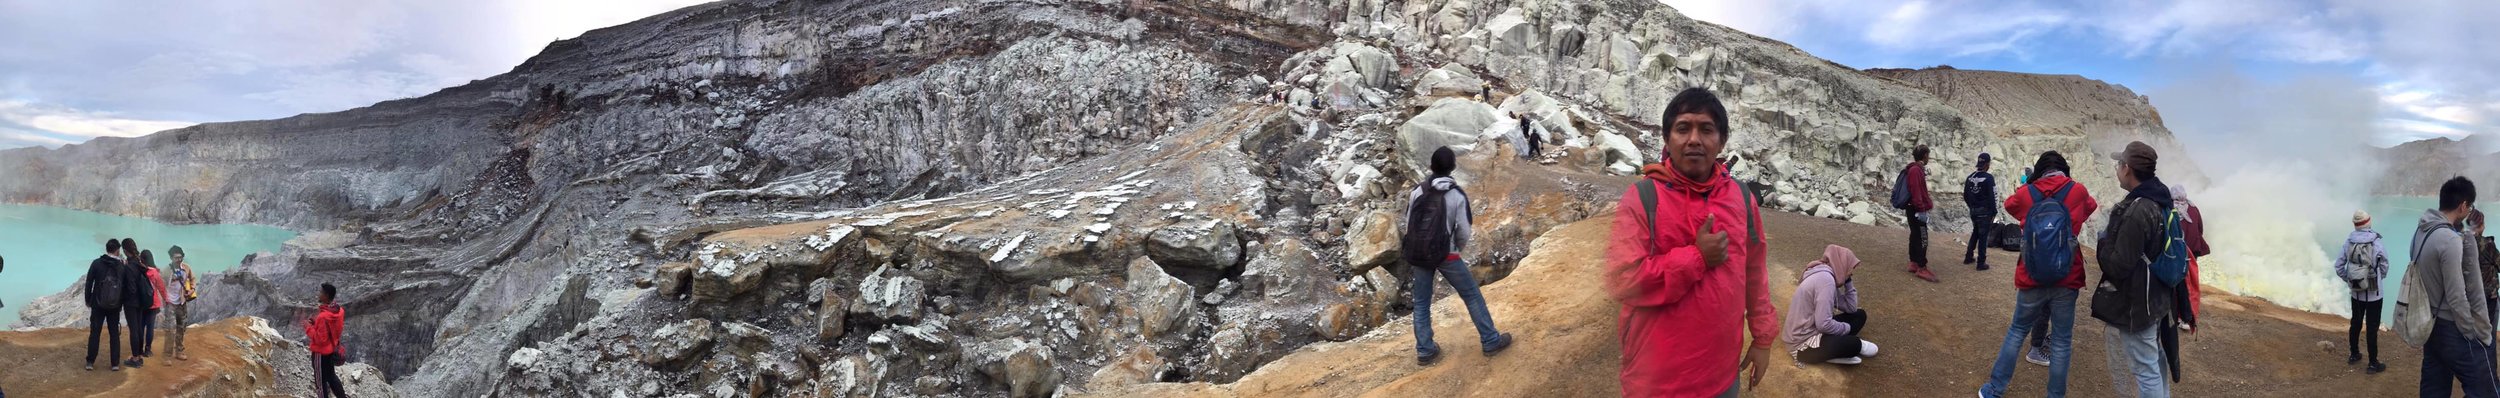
[
  {"left": 121, "top": 238, "right": 136, "bottom": 254},
  {"left": 169, "top": 245, "right": 184, "bottom": 258},
  {"left": 1662, "top": 87, "right": 1730, "bottom": 142},
  {"left": 2441, "top": 176, "right": 2477, "bottom": 212},
  {"left": 1430, "top": 146, "right": 1457, "bottom": 177},
  {"left": 107, "top": 239, "right": 122, "bottom": 253},
  {"left": 2029, "top": 151, "right": 2069, "bottom": 182},
  {"left": 321, "top": 283, "right": 338, "bottom": 302},
  {"left": 1913, "top": 145, "right": 1931, "bottom": 162}
]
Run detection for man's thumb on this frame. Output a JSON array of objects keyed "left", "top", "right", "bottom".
[{"left": 1702, "top": 213, "right": 1717, "bottom": 234}]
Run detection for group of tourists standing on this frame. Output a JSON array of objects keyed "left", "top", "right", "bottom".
[
  {"left": 82, "top": 238, "right": 194, "bottom": 371},
  {"left": 2350, "top": 176, "right": 2500, "bottom": 398}
]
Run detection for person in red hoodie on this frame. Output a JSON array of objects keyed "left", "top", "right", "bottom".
[
  {"left": 1979, "top": 151, "right": 2096, "bottom": 398},
  {"left": 142, "top": 250, "right": 168, "bottom": 361},
  {"left": 1903, "top": 146, "right": 1939, "bottom": 282},
  {"left": 1604, "top": 87, "right": 1775, "bottom": 397},
  {"left": 307, "top": 283, "right": 349, "bottom": 398}
]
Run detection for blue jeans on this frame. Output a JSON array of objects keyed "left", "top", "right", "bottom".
[
  {"left": 2422, "top": 318, "right": 2499, "bottom": 398},
  {"left": 2105, "top": 321, "right": 2169, "bottom": 398},
  {"left": 1983, "top": 287, "right": 2075, "bottom": 398},
  {"left": 1414, "top": 258, "right": 1502, "bottom": 357}
]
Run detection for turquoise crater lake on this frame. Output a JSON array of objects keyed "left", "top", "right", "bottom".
[{"left": 0, "top": 205, "right": 295, "bottom": 325}]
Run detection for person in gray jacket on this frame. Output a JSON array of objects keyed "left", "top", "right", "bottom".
[
  {"left": 2414, "top": 176, "right": 2492, "bottom": 398},
  {"left": 2335, "top": 210, "right": 2390, "bottom": 374},
  {"left": 1402, "top": 146, "right": 1514, "bottom": 366}
]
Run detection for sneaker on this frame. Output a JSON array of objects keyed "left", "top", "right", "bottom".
[
  {"left": 1826, "top": 356, "right": 1863, "bottom": 365},
  {"left": 85, "top": 364, "right": 93, "bottom": 371},
  {"left": 1912, "top": 267, "right": 1940, "bottom": 283},
  {"left": 2367, "top": 362, "right": 2387, "bottom": 374},
  {"left": 1976, "top": 263, "right": 1990, "bottom": 271},
  {"left": 1482, "top": 333, "right": 1515, "bottom": 356},
  {"left": 2348, "top": 353, "right": 2361, "bottom": 365},
  {"left": 1859, "top": 341, "right": 1881, "bottom": 358},
  {"left": 1962, "top": 257, "right": 1975, "bottom": 265},
  {"left": 2025, "top": 349, "right": 2050, "bottom": 366},
  {"left": 1417, "top": 352, "right": 1442, "bottom": 366}
]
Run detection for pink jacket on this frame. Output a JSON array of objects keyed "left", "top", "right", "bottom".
[
  {"left": 1606, "top": 163, "right": 1776, "bottom": 397},
  {"left": 1783, "top": 245, "right": 1861, "bottom": 353}
]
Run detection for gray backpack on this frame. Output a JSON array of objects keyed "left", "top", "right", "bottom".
[{"left": 2341, "top": 238, "right": 2380, "bottom": 294}]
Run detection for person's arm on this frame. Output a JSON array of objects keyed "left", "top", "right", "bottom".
[
  {"left": 1451, "top": 190, "right": 1473, "bottom": 254},
  {"left": 1803, "top": 278, "right": 1849, "bottom": 335},
  {"left": 1605, "top": 187, "right": 1710, "bottom": 308},
  {"left": 2376, "top": 236, "right": 2391, "bottom": 281},
  {"left": 2333, "top": 242, "right": 2353, "bottom": 278},
  {"left": 2097, "top": 201, "right": 2157, "bottom": 277},
  {"left": 2002, "top": 185, "right": 2031, "bottom": 220}
]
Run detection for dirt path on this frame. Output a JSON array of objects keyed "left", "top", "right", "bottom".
[
  {"left": 0, "top": 317, "right": 284, "bottom": 397},
  {"left": 1089, "top": 210, "right": 2428, "bottom": 397}
]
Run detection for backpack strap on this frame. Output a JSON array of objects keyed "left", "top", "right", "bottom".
[
  {"left": 1636, "top": 179, "right": 1660, "bottom": 244},
  {"left": 1741, "top": 183, "right": 1764, "bottom": 245}
]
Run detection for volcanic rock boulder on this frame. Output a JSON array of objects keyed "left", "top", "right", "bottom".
[
  {"left": 1125, "top": 257, "right": 1197, "bottom": 338},
  {"left": 969, "top": 337, "right": 1062, "bottom": 398},
  {"left": 1144, "top": 220, "right": 1243, "bottom": 287},
  {"left": 640, "top": 319, "right": 717, "bottom": 369}
]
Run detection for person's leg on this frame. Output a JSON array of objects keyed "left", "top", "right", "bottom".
[
  {"left": 2046, "top": 288, "right": 2077, "bottom": 398},
  {"left": 1982, "top": 288, "right": 2048, "bottom": 397},
  {"left": 325, "top": 353, "right": 351, "bottom": 397},
  {"left": 122, "top": 307, "right": 142, "bottom": 362},
  {"left": 86, "top": 308, "right": 106, "bottom": 366},
  {"left": 1411, "top": 262, "right": 1440, "bottom": 360},
  {"left": 1835, "top": 309, "right": 1867, "bottom": 335},
  {"left": 1965, "top": 217, "right": 1989, "bottom": 264},
  {"left": 2427, "top": 320, "right": 2463, "bottom": 398},
  {"left": 2351, "top": 298, "right": 2367, "bottom": 362},
  {"left": 1436, "top": 259, "right": 1505, "bottom": 349},
  {"left": 2114, "top": 322, "right": 2170, "bottom": 398},
  {"left": 173, "top": 304, "right": 187, "bottom": 359},
  {"left": 1907, "top": 211, "right": 1928, "bottom": 267},
  {"left": 2364, "top": 299, "right": 2382, "bottom": 366},
  {"left": 1798, "top": 333, "right": 1865, "bottom": 363}
]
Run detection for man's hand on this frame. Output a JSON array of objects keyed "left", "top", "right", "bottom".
[
  {"left": 1741, "top": 346, "right": 1771, "bottom": 388},
  {"left": 1698, "top": 214, "right": 1729, "bottom": 267}
]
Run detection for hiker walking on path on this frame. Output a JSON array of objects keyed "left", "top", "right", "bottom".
[
  {"left": 1402, "top": 146, "right": 1515, "bottom": 366},
  {"left": 167, "top": 246, "right": 196, "bottom": 361},
  {"left": 2092, "top": 141, "right": 2180, "bottom": 398},
  {"left": 2406, "top": 177, "right": 2491, "bottom": 398},
  {"left": 84, "top": 239, "right": 127, "bottom": 372},
  {"left": 118, "top": 239, "right": 153, "bottom": 368},
  {"left": 308, "top": 283, "right": 350, "bottom": 398},
  {"left": 1980, "top": 151, "right": 2096, "bottom": 398},
  {"left": 1964, "top": 152, "right": 2002, "bottom": 271},
  {"left": 1784, "top": 245, "right": 1878, "bottom": 365},
  {"left": 1518, "top": 113, "right": 1542, "bottom": 159},
  {"left": 1604, "top": 87, "right": 1776, "bottom": 397},
  {"left": 2337, "top": 210, "right": 2391, "bottom": 374},
  {"left": 1894, "top": 146, "right": 1939, "bottom": 282}
]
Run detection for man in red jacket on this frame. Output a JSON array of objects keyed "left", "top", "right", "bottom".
[
  {"left": 1605, "top": 87, "right": 1776, "bottom": 397},
  {"left": 1904, "top": 146, "right": 1939, "bottom": 282},
  {"left": 1980, "top": 151, "right": 2097, "bottom": 398},
  {"left": 307, "top": 283, "right": 349, "bottom": 398}
]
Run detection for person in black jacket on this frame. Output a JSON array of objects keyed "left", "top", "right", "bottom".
[
  {"left": 118, "top": 238, "right": 152, "bottom": 368},
  {"left": 85, "top": 238, "right": 126, "bottom": 371},
  {"left": 1963, "top": 153, "right": 2001, "bottom": 271},
  {"left": 2093, "top": 141, "right": 2176, "bottom": 397}
]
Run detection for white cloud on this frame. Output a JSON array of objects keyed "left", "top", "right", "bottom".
[{"left": 0, "top": 100, "right": 193, "bottom": 139}]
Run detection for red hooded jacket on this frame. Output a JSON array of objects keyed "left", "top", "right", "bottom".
[
  {"left": 146, "top": 267, "right": 166, "bottom": 310},
  {"left": 1905, "top": 161, "right": 1934, "bottom": 212},
  {"left": 2001, "top": 174, "right": 2097, "bottom": 290},
  {"left": 1605, "top": 163, "right": 1775, "bottom": 397},
  {"left": 306, "top": 303, "right": 346, "bottom": 356}
]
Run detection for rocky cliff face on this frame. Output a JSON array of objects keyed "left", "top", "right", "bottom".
[
  {"left": 7, "top": 0, "right": 2203, "bottom": 396},
  {"left": 2373, "top": 136, "right": 2500, "bottom": 195}
]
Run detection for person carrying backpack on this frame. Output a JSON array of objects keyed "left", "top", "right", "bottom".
[
  {"left": 2335, "top": 210, "right": 2391, "bottom": 374},
  {"left": 1606, "top": 88, "right": 1777, "bottom": 397},
  {"left": 2402, "top": 177, "right": 2492, "bottom": 397},
  {"left": 2092, "top": 141, "right": 2178, "bottom": 398},
  {"left": 118, "top": 239, "right": 153, "bottom": 368},
  {"left": 1894, "top": 146, "right": 1939, "bottom": 282},
  {"left": 1402, "top": 146, "right": 1513, "bottom": 366},
  {"left": 308, "top": 283, "right": 350, "bottom": 398},
  {"left": 85, "top": 238, "right": 128, "bottom": 372},
  {"left": 1965, "top": 153, "right": 2003, "bottom": 271},
  {"left": 1980, "top": 151, "right": 2097, "bottom": 398}
]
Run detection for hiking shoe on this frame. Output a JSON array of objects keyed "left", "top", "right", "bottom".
[
  {"left": 1912, "top": 267, "right": 1940, "bottom": 283},
  {"left": 2348, "top": 353, "right": 2361, "bottom": 365},
  {"left": 1825, "top": 356, "right": 1863, "bottom": 365},
  {"left": 1859, "top": 341, "right": 1881, "bottom": 358},
  {"left": 1962, "top": 257, "right": 1975, "bottom": 265},
  {"left": 1976, "top": 263, "right": 1990, "bottom": 271},
  {"left": 85, "top": 364, "right": 93, "bottom": 371},
  {"left": 2367, "top": 362, "right": 2386, "bottom": 374},
  {"left": 1483, "top": 333, "right": 1515, "bottom": 356},
  {"left": 2025, "top": 349, "right": 2050, "bottom": 366},
  {"left": 1417, "top": 352, "right": 1442, "bottom": 366}
]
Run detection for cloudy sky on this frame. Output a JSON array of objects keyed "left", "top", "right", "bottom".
[
  {"left": 0, "top": 0, "right": 715, "bottom": 149},
  {"left": 1666, "top": 0, "right": 2500, "bottom": 149}
]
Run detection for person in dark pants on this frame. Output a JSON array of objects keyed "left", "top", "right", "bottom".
[
  {"left": 84, "top": 239, "right": 127, "bottom": 371},
  {"left": 2411, "top": 177, "right": 2490, "bottom": 398},
  {"left": 2334, "top": 210, "right": 2389, "bottom": 374},
  {"left": 1964, "top": 153, "right": 2001, "bottom": 271},
  {"left": 1902, "top": 146, "right": 1937, "bottom": 282},
  {"left": 308, "top": 283, "right": 350, "bottom": 398},
  {"left": 118, "top": 239, "right": 152, "bottom": 368}
]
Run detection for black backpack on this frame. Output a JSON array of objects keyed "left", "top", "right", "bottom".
[
  {"left": 1402, "top": 183, "right": 1469, "bottom": 268},
  {"left": 87, "top": 257, "right": 124, "bottom": 309}
]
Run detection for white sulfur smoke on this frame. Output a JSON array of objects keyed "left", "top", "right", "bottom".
[{"left": 2153, "top": 63, "right": 2387, "bottom": 317}]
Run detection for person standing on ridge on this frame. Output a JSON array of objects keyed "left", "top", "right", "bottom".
[
  {"left": 1965, "top": 152, "right": 2002, "bottom": 271},
  {"left": 1605, "top": 87, "right": 1776, "bottom": 397},
  {"left": 308, "top": 283, "right": 350, "bottom": 398},
  {"left": 167, "top": 246, "right": 196, "bottom": 361},
  {"left": 1401, "top": 146, "right": 1515, "bottom": 366},
  {"left": 2410, "top": 177, "right": 2491, "bottom": 398},
  {"left": 84, "top": 239, "right": 127, "bottom": 372},
  {"left": 2092, "top": 141, "right": 2177, "bottom": 398},
  {"left": 2336, "top": 210, "right": 2390, "bottom": 374},
  {"left": 119, "top": 240, "right": 153, "bottom": 368},
  {"left": 1980, "top": 151, "right": 2096, "bottom": 398},
  {"left": 1895, "top": 146, "right": 1939, "bottom": 282}
]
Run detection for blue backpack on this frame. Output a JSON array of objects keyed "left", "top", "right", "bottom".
[
  {"left": 1889, "top": 168, "right": 1914, "bottom": 210},
  {"left": 2020, "top": 184, "right": 2076, "bottom": 285},
  {"left": 2151, "top": 209, "right": 2192, "bottom": 287}
]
